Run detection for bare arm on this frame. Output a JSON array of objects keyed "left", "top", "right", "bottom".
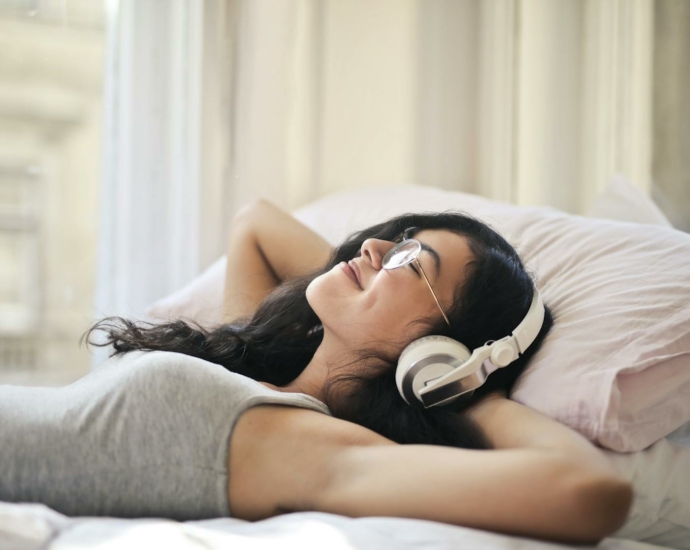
[
  {"left": 322, "top": 441, "right": 630, "bottom": 545},
  {"left": 465, "top": 390, "right": 622, "bottom": 478},
  {"left": 223, "top": 199, "right": 334, "bottom": 323},
  {"left": 320, "top": 395, "right": 632, "bottom": 545},
  {"left": 229, "top": 396, "right": 633, "bottom": 545}
]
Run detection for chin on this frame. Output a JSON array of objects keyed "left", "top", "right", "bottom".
[
  {"left": 305, "top": 276, "right": 320, "bottom": 304},
  {"left": 306, "top": 277, "right": 351, "bottom": 326},
  {"left": 305, "top": 276, "right": 329, "bottom": 315}
]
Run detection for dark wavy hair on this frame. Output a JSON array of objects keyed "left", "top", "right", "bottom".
[{"left": 82, "top": 211, "right": 554, "bottom": 451}]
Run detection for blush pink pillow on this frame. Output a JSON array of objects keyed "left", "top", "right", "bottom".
[
  {"left": 144, "top": 257, "right": 227, "bottom": 330},
  {"left": 146, "top": 183, "right": 690, "bottom": 452},
  {"left": 587, "top": 173, "right": 673, "bottom": 227}
]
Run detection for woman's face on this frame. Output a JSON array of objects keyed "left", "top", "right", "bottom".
[{"left": 306, "top": 229, "right": 474, "bottom": 353}]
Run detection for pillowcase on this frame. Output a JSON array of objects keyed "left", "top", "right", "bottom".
[
  {"left": 145, "top": 183, "right": 690, "bottom": 452},
  {"left": 290, "top": 184, "right": 690, "bottom": 452},
  {"left": 144, "top": 256, "right": 227, "bottom": 329},
  {"left": 587, "top": 173, "right": 674, "bottom": 228}
]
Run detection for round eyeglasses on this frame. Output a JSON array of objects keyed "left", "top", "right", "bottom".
[{"left": 382, "top": 237, "right": 451, "bottom": 325}]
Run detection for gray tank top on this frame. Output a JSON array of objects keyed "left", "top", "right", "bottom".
[{"left": 0, "top": 350, "right": 331, "bottom": 520}]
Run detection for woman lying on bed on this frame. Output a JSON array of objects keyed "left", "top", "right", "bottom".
[{"left": 3, "top": 200, "right": 632, "bottom": 545}]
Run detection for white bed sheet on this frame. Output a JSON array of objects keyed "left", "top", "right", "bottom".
[
  {"left": 0, "top": 502, "right": 675, "bottom": 550},
  {"left": 597, "top": 423, "right": 690, "bottom": 549}
]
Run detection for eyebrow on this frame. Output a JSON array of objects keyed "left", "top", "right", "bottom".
[{"left": 419, "top": 242, "right": 441, "bottom": 281}]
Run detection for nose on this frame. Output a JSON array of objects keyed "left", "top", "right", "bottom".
[{"left": 360, "top": 238, "right": 396, "bottom": 270}]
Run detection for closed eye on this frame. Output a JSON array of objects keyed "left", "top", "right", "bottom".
[{"left": 409, "top": 263, "right": 421, "bottom": 277}]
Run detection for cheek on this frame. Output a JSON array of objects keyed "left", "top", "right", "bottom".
[
  {"left": 364, "top": 282, "right": 417, "bottom": 323},
  {"left": 308, "top": 272, "right": 431, "bottom": 343}
]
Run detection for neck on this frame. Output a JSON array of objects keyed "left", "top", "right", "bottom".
[
  {"left": 279, "top": 346, "right": 330, "bottom": 401},
  {"left": 263, "top": 328, "right": 350, "bottom": 403}
]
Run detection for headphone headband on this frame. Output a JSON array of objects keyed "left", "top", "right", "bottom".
[{"left": 510, "top": 289, "right": 545, "bottom": 354}]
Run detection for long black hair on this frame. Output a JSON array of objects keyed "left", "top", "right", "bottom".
[{"left": 82, "top": 211, "right": 554, "bottom": 450}]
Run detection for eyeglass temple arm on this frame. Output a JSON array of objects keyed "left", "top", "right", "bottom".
[{"left": 414, "top": 259, "right": 451, "bottom": 325}]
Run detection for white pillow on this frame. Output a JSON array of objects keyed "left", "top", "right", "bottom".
[
  {"left": 146, "top": 183, "right": 690, "bottom": 453},
  {"left": 587, "top": 173, "right": 673, "bottom": 227},
  {"left": 144, "top": 256, "right": 227, "bottom": 329},
  {"left": 290, "top": 184, "right": 690, "bottom": 452}
]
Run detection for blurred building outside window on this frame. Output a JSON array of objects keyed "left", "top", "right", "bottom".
[{"left": 0, "top": 0, "right": 103, "bottom": 385}]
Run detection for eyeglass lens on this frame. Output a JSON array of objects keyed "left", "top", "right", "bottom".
[{"left": 382, "top": 240, "right": 421, "bottom": 269}]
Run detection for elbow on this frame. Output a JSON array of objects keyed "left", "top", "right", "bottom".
[
  {"left": 237, "top": 198, "right": 272, "bottom": 216},
  {"left": 574, "top": 475, "right": 634, "bottom": 545},
  {"left": 231, "top": 199, "right": 268, "bottom": 229}
]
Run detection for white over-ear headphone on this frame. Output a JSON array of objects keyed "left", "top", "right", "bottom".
[{"left": 395, "top": 288, "right": 545, "bottom": 408}]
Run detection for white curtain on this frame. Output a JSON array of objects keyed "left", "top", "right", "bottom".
[
  {"left": 96, "top": 0, "right": 687, "bottom": 363},
  {"left": 94, "top": 0, "right": 234, "bottom": 365},
  {"left": 227, "top": 0, "right": 663, "bottom": 216},
  {"left": 652, "top": 0, "right": 690, "bottom": 230}
]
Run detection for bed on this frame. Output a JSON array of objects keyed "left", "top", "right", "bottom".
[{"left": 3, "top": 177, "right": 689, "bottom": 549}]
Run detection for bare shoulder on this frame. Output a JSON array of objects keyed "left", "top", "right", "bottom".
[{"left": 227, "top": 404, "right": 395, "bottom": 521}]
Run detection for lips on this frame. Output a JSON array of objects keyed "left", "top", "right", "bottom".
[
  {"left": 348, "top": 260, "right": 363, "bottom": 289},
  {"left": 340, "top": 261, "right": 362, "bottom": 289}
]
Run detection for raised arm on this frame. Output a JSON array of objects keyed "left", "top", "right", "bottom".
[
  {"left": 223, "top": 199, "right": 334, "bottom": 323},
  {"left": 229, "top": 394, "right": 632, "bottom": 546},
  {"left": 318, "top": 394, "right": 632, "bottom": 545}
]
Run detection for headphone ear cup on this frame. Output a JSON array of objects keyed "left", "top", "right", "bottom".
[{"left": 396, "top": 335, "right": 472, "bottom": 405}]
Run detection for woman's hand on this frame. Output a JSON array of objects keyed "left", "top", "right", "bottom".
[{"left": 222, "top": 199, "right": 334, "bottom": 323}]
